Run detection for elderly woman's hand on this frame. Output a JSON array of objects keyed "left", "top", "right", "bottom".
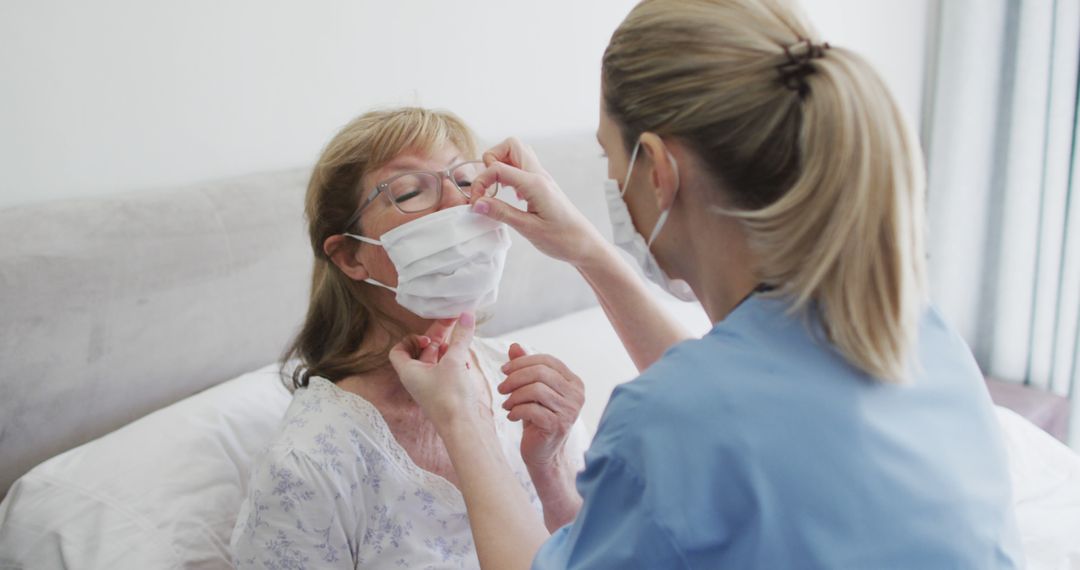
[
  {"left": 498, "top": 343, "right": 585, "bottom": 530},
  {"left": 469, "top": 137, "right": 608, "bottom": 268},
  {"left": 389, "top": 313, "right": 492, "bottom": 430},
  {"left": 498, "top": 344, "right": 585, "bottom": 470}
]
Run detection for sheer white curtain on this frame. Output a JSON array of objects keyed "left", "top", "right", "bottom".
[{"left": 922, "top": 0, "right": 1080, "bottom": 446}]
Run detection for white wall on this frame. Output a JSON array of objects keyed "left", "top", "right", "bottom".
[{"left": 0, "top": 0, "right": 929, "bottom": 207}]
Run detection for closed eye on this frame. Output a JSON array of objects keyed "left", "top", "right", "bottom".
[{"left": 395, "top": 189, "right": 423, "bottom": 203}]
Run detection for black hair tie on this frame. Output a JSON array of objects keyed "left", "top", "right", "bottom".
[{"left": 776, "top": 37, "right": 831, "bottom": 100}]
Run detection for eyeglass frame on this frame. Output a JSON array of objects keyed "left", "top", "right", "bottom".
[{"left": 340, "top": 160, "right": 486, "bottom": 233}]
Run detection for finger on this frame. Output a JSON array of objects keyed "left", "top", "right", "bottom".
[
  {"left": 471, "top": 162, "right": 542, "bottom": 205},
  {"left": 471, "top": 196, "right": 534, "bottom": 230},
  {"left": 402, "top": 334, "right": 430, "bottom": 359},
  {"left": 508, "top": 342, "right": 527, "bottom": 361},
  {"left": 444, "top": 311, "right": 476, "bottom": 363},
  {"left": 424, "top": 318, "right": 458, "bottom": 346},
  {"left": 502, "top": 382, "right": 563, "bottom": 414},
  {"left": 388, "top": 340, "right": 417, "bottom": 370},
  {"left": 498, "top": 364, "right": 567, "bottom": 396},
  {"left": 419, "top": 340, "right": 440, "bottom": 364},
  {"left": 507, "top": 402, "right": 558, "bottom": 431},
  {"left": 501, "top": 354, "right": 576, "bottom": 382},
  {"left": 482, "top": 137, "right": 544, "bottom": 173}
]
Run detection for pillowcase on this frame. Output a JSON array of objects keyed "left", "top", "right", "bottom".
[{"left": 0, "top": 364, "right": 293, "bottom": 569}]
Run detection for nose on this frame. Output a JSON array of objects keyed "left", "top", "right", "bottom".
[{"left": 438, "top": 176, "right": 469, "bottom": 210}]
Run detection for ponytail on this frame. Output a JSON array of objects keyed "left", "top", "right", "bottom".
[
  {"left": 603, "top": 0, "right": 927, "bottom": 381},
  {"left": 737, "top": 46, "right": 927, "bottom": 381}
]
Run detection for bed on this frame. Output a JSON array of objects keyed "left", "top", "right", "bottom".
[{"left": 0, "top": 133, "right": 1077, "bottom": 569}]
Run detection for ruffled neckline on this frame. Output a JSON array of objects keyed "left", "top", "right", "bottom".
[{"left": 305, "top": 341, "right": 509, "bottom": 510}]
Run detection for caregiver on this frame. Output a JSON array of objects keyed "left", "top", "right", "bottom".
[{"left": 389, "top": 0, "right": 1023, "bottom": 568}]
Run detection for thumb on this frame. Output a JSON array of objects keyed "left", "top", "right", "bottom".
[
  {"left": 508, "top": 342, "right": 527, "bottom": 361},
  {"left": 388, "top": 339, "right": 415, "bottom": 373},
  {"left": 445, "top": 312, "right": 476, "bottom": 362},
  {"left": 472, "top": 197, "right": 531, "bottom": 230}
]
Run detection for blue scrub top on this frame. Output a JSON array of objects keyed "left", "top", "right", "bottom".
[{"left": 533, "top": 294, "right": 1022, "bottom": 569}]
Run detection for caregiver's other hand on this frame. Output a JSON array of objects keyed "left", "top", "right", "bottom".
[
  {"left": 389, "top": 313, "right": 491, "bottom": 429},
  {"left": 470, "top": 137, "right": 607, "bottom": 267}
]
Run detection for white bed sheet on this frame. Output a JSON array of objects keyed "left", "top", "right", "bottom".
[{"left": 0, "top": 296, "right": 1077, "bottom": 569}]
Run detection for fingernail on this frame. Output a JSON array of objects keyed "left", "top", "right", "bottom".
[
  {"left": 472, "top": 200, "right": 490, "bottom": 215},
  {"left": 459, "top": 312, "right": 475, "bottom": 327},
  {"left": 500, "top": 363, "right": 509, "bottom": 373}
]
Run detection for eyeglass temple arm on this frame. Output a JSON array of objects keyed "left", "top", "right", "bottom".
[{"left": 341, "top": 186, "right": 382, "bottom": 233}]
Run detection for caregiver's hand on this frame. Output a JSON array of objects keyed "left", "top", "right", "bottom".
[
  {"left": 388, "top": 313, "right": 491, "bottom": 429},
  {"left": 470, "top": 137, "right": 607, "bottom": 267}
]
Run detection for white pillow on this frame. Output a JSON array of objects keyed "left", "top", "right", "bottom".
[{"left": 0, "top": 364, "right": 293, "bottom": 569}]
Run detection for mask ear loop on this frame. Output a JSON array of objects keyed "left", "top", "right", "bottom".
[
  {"left": 667, "top": 149, "right": 680, "bottom": 193},
  {"left": 343, "top": 233, "right": 381, "bottom": 246},
  {"left": 620, "top": 140, "right": 643, "bottom": 198},
  {"left": 341, "top": 233, "right": 397, "bottom": 292},
  {"left": 645, "top": 149, "right": 682, "bottom": 248}
]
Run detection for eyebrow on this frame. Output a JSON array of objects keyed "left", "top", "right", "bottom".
[{"left": 375, "top": 155, "right": 463, "bottom": 186}]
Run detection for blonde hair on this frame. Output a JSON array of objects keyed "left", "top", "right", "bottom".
[
  {"left": 285, "top": 107, "right": 478, "bottom": 388},
  {"left": 603, "top": 0, "right": 926, "bottom": 381}
]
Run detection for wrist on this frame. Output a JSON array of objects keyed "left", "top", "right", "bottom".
[
  {"left": 526, "top": 452, "right": 582, "bottom": 531},
  {"left": 526, "top": 452, "right": 578, "bottom": 500},
  {"left": 573, "top": 235, "right": 619, "bottom": 274},
  {"left": 525, "top": 451, "right": 573, "bottom": 482},
  {"left": 438, "top": 408, "right": 497, "bottom": 445}
]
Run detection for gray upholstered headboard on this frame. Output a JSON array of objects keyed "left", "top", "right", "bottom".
[{"left": 0, "top": 131, "right": 608, "bottom": 496}]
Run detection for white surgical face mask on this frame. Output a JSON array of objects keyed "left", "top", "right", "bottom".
[
  {"left": 604, "top": 139, "right": 697, "bottom": 302},
  {"left": 345, "top": 205, "right": 512, "bottom": 319}
]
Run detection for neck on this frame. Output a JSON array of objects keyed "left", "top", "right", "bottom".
[
  {"left": 676, "top": 193, "right": 759, "bottom": 324},
  {"left": 336, "top": 294, "right": 437, "bottom": 406}
]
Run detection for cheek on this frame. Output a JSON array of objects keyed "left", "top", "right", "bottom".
[
  {"left": 624, "top": 185, "right": 657, "bottom": 236},
  {"left": 360, "top": 245, "right": 399, "bottom": 286},
  {"left": 359, "top": 208, "right": 420, "bottom": 285},
  {"left": 607, "top": 160, "right": 621, "bottom": 182}
]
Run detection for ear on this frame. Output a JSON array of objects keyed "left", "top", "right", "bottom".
[
  {"left": 323, "top": 234, "right": 370, "bottom": 282},
  {"left": 638, "top": 132, "right": 680, "bottom": 212}
]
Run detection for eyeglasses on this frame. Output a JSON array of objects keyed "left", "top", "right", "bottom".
[{"left": 342, "top": 160, "right": 488, "bottom": 232}]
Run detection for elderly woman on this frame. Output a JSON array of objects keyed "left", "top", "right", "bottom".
[{"left": 230, "top": 107, "right": 588, "bottom": 569}]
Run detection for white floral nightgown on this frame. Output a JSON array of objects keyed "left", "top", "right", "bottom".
[{"left": 230, "top": 337, "right": 589, "bottom": 569}]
